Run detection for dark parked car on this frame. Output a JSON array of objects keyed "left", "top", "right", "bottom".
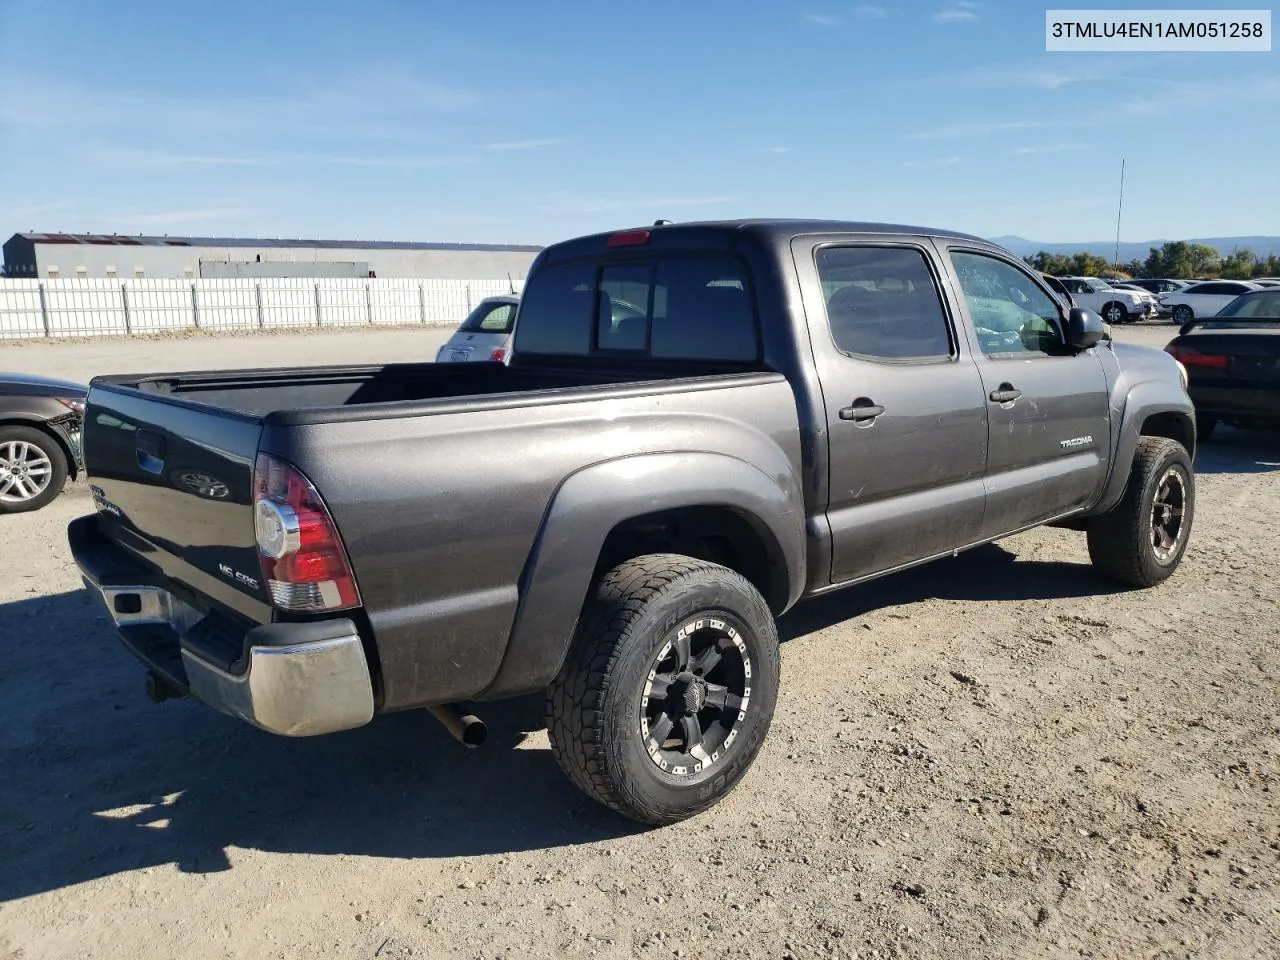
[
  {"left": 70, "top": 219, "right": 1195, "bottom": 824},
  {"left": 1165, "top": 288, "right": 1280, "bottom": 439},
  {"left": 0, "top": 372, "right": 86, "bottom": 513}
]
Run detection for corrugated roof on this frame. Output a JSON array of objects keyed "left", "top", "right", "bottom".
[{"left": 10, "top": 232, "right": 543, "bottom": 252}]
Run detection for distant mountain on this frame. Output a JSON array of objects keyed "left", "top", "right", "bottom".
[{"left": 989, "top": 234, "right": 1280, "bottom": 261}]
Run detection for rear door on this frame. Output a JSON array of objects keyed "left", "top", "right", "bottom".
[
  {"left": 792, "top": 236, "right": 988, "bottom": 583},
  {"left": 939, "top": 246, "right": 1111, "bottom": 537}
]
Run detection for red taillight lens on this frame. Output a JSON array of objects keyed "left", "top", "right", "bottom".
[
  {"left": 254, "top": 453, "right": 360, "bottom": 612},
  {"left": 490, "top": 347, "right": 507, "bottom": 362},
  {"left": 1166, "top": 344, "right": 1228, "bottom": 369},
  {"left": 606, "top": 229, "right": 651, "bottom": 248}
]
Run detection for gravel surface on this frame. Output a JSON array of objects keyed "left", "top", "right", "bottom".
[{"left": 2, "top": 322, "right": 1277, "bottom": 960}]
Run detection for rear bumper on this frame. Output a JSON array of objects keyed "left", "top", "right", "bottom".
[{"left": 69, "top": 515, "right": 375, "bottom": 737}]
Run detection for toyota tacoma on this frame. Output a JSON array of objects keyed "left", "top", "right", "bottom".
[{"left": 70, "top": 220, "right": 1197, "bottom": 825}]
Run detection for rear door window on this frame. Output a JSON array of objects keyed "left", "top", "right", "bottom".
[
  {"left": 515, "top": 256, "right": 758, "bottom": 361},
  {"left": 815, "top": 246, "right": 954, "bottom": 360}
]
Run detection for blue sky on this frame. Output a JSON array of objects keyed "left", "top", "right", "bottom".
[{"left": 0, "top": 0, "right": 1275, "bottom": 246}]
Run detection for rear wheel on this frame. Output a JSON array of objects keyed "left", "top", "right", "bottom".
[
  {"left": 1172, "top": 304, "right": 1194, "bottom": 325},
  {"left": 0, "top": 426, "right": 68, "bottom": 514},
  {"left": 546, "top": 554, "right": 780, "bottom": 825},
  {"left": 1087, "top": 437, "right": 1194, "bottom": 587}
]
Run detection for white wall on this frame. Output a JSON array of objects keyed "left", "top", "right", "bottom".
[{"left": 0, "top": 277, "right": 514, "bottom": 339}]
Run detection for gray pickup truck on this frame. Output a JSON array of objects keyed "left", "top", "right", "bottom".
[{"left": 70, "top": 219, "right": 1197, "bottom": 825}]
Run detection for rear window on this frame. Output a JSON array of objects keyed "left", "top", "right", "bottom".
[
  {"left": 459, "top": 300, "right": 517, "bottom": 333},
  {"left": 514, "top": 257, "right": 758, "bottom": 362}
]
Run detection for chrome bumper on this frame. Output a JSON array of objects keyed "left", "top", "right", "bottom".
[{"left": 83, "top": 578, "right": 375, "bottom": 737}]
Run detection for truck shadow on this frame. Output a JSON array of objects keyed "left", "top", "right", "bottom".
[
  {"left": 0, "top": 589, "right": 638, "bottom": 903},
  {"left": 779, "top": 543, "right": 1126, "bottom": 641}
]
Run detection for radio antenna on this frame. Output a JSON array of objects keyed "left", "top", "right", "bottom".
[{"left": 1114, "top": 157, "right": 1125, "bottom": 270}]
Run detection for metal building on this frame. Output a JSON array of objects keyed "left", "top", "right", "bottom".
[{"left": 2, "top": 233, "right": 543, "bottom": 284}]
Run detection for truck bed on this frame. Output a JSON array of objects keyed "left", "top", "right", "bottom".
[{"left": 96, "top": 360, "right": 692, "bottom": 421}]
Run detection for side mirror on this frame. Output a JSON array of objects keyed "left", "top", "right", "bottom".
[{"left": 1066, "top": 307, "right": 1106, "bottom": 349}]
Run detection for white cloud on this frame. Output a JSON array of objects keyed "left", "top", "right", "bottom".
[
  {"left": 541, "top": 195, "right": 736, "bottom": 215},
  {"left": 935, "top": 1, "right": 979, "bottom": 22},
  {"left": 113, "top": 206, "right": 248, "bottom": 227},
  {"left": 91, "top": 148, "right": 276, "bottom": 167},
  {"left": 1012, "top": 142, "right": 1086, "bottom": 156},
  {"left": 1117, "top": 76, "right": 1280, "bottom": 116},
  {"left": 307, "top": 155, "right": 462, "bottom": 168},
  {"left": 804, "top": 13, "right": 840, "bottom": 26},
  {"left": 854, "top": 5, "right": 888, "bottom": 17},
  {"left": 481, "top": 138, "right": 564, "bottom": 151},
  {"left": 908, "top": 120, "right": 1049, "bottom": 140},
  {"left": 755, "top": 146, "right": 792, "bottom": 155},
  {"left": 902, "top": 156, "right": 963, "bottom": 168}
]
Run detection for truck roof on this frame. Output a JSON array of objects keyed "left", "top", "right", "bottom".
[{"left": 539, "top": 219, "right": 1003, "bottom": 263}]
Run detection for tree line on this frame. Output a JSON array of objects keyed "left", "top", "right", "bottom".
[{"left": 1024, "top": 242, "right": 1280, "bottom": 281}]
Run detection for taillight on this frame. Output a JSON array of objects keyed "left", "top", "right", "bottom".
[
  {"left": 1165, "top": 344, "right": 1228, "bottom": 369},
  {"left": 253, "top": 453, "right": 360, "bottom": 612},
  {"left": 490, "top": 347, "right": 507, "bottom": 362}
]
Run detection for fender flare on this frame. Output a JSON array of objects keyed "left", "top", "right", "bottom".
[
  {"left": 478, "top": 451, "right": 807, "bottom": 700},
  {"left": 1088, "top": 380, "right": 1195, "bottom": 516}
]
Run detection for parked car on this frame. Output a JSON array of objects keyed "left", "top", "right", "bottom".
[
  {"left": 0, "top": 372, "right": 86, "bottom": 513},
  {"left": 1056, "top": 276, "right": 1158, "bottom": 324},
  {"left": 435, "top": 296, "right": 519, "bottom": 364},
  {"left": 70, "top": 219, "right": 1196, "bottom": 825},
  {"left": 1118, "top": 278, "right": 1193, "bottom": 317},
  {"left": 1122, "top": 278, "right": 1192, "bottom": 297},
  {"left": 1159, "top": 280, "right": 1263, "bottom": 324},
  {"left": 1165, "top": 288, "right": 1280, "bottom": 440},
  {"left": 1249, "top": 278, "right": 1280, "bottom": 288}
]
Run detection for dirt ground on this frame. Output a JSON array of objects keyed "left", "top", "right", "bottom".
[{"left": 1, "top": 323, "right": 1277, "bottom": 960}]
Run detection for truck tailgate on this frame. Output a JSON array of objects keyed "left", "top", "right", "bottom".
[{"left": 83, "top": 384, "right": 272, "bottom": 623}]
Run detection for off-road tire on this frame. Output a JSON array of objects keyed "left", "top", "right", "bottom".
[
  {"left": 545, "top": 553, "right": 780, "bottom": 826},
  {"left": 0, "top": 425, "right": 69, "bottom": 514},
  {"left": 1087, "top": 437, "right": 1194, "bottom": 587}
]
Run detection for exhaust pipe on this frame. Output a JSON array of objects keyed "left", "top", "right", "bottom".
[
  {"left": 427, "top": 702, "right": 487, "bottom": 747},
  {"left": 144, "top": 671, "right": 185, "bottom": 703}
]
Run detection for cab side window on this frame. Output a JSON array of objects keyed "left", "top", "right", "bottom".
[{"left": 949, "top": 251, "right": 1065, "bottom": 357}]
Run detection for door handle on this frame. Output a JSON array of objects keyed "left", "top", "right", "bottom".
[
  {"left": 988, "top": 384, "right": 1022, "bottom": 404},
  {"left": 839, "top": 399, "right": 885, "bottom": 422},
  {"left": 135, "top": 430, "right": 166, "bottom": 475}
]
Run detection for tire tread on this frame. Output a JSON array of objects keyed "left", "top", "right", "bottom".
[
  {"left": 1087, "top": 436, "right": 1191, "bottom": 587},
  {"left": 545, "top": 554, "right": 774, "bottom": 823}
]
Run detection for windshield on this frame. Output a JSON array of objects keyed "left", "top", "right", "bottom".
[
  {"left": 458, "top": 300, "right": 517, "bottom": 334},
  {"left": 1217, "top": 291, "right": 1280, "bottom": 318}
]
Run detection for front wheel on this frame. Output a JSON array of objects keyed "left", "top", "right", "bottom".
[
  {"left": 1101, "top": 301, "right": 1130, "bottom": 325},
  {"left": 546, "top": 554, "right": 780, "bottom": 825},
  {"left": 1172, "top": 304, "right": 1194, "bottom": 325},
  {"left": 0, "top": 426, "right": 69, "bottom": 514},
  {"left": 1087, "top": 437, "right": 1194, "bottom": 587}
]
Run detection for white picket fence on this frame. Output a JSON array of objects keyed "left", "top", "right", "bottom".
[{"left": 0, "top": 277, "right": 516, "bottom": 339}]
